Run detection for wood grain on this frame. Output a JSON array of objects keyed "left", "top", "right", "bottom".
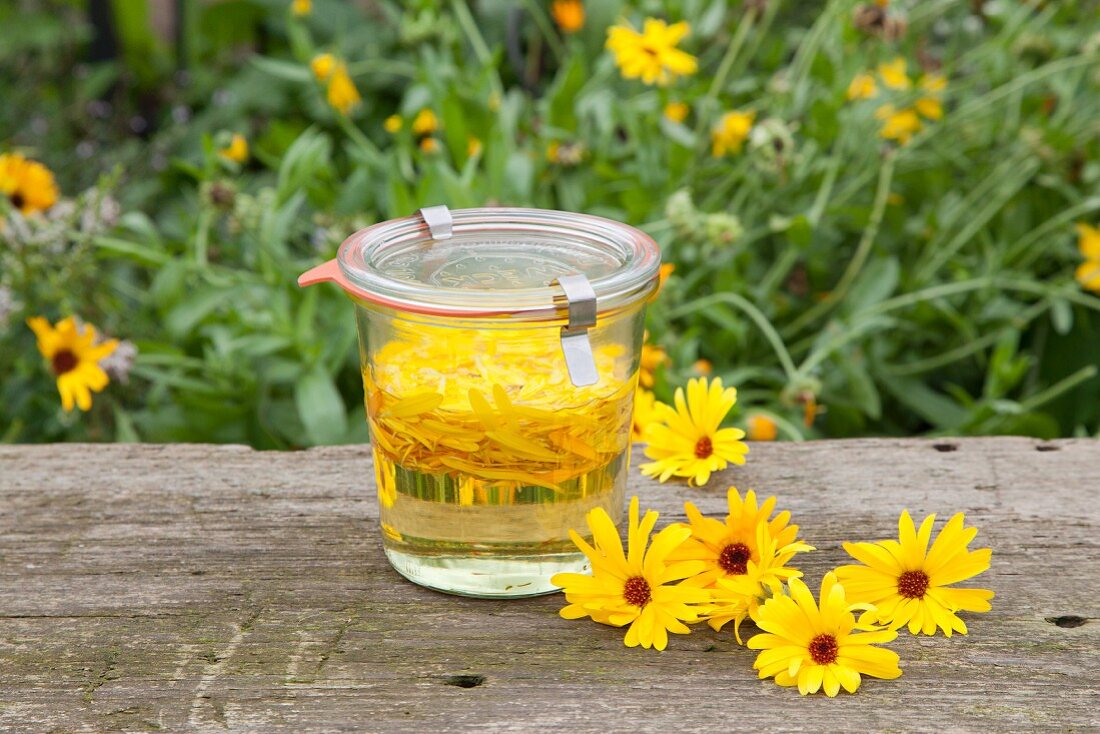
[{"left": 1, "top": 439, "right": 1097, "bottom": 732}]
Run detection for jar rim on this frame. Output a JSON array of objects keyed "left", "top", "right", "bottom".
[{"left": 336, "top": 207, "right": 661, "bottom": 319}]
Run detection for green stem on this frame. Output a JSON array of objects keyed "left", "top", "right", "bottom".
[
  {"left": 517, "top": 0, "right": 564, "bottom": 61},
  {"left": 1020, "top": 365, "right": 1099, "bottom": 412},
  {"left": 692, "top": 8, "right": 757, "bottom": 156},
  {"left": 1007, "top": 197, "right": 1100, "bottom": 268},
  {"left": 882, "top": 301, "right": 1049, "bottom": 377},
  {"left": 346, "top": 59, "right": 418, "bottom": 78},
  {"left": 450, "top": 0, "right": 503, "bottom": 97},
  {"left": 336, "top": 115, "right": 382, "bottom": 165},
  {"left": 668, "top": 292, "right": 797, "bottom": 380},
  {"left": 784, "top": 150, "right": 896, "bottom": 336},
  {"left": 194, "top": 209, "right": 212, "bottom": 267}
]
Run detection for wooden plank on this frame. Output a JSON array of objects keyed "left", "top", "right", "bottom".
[{"left": 0, "top": 439, "right": 1097, "bottom": 732}]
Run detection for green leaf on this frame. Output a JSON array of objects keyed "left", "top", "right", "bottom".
[
  {"left": 1050, "top": 298, "right": 1073, "bottom": 335},
  {"left": 164, "top": 287, "right": 233, "bottom": 338},
  {"left": 251, "top": 55, "right": 311, "bottom": 83},
  {"left": 880, "top": 375, "right": 968, "bottom": 429},
  {"left": 841, "top": 359, "right": 882, "bottom": 420},
  {"left": 845, "top": 257, "right": 900, "bottom": 313},
  {"left": 295, "top": 365, "right": 348, "bottom": 446}
]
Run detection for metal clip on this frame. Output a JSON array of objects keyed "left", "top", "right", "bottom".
[
  {"left": 554, "top": 274, "right": 598, "bottom": 387},
  {"left": 418, "top": 205, "right": 453, "bottom": 240}
]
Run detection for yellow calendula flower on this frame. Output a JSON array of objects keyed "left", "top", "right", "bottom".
[
  {"left": 630, "top": 388, "right": 663, "bottom": 443},
  {"left": 384, "top": 114, "right": 403, "bottom": 133},
  {"left": 672, "top": 488, "right": 812, "bottom": 589},
  {"left": 606, "top": 18, "right": 698, "bottom": 86},
  {"left": 703, "top": 519, "right": 813, "bottom": 642},
  {"left": 326, "top": 62, "right": 361, "bottom": 115},
  {"left": 663, "top": 101, "right": 689, "bottom": 123},
  {"left": 1077, "top": 261, "right": 1100, "bottom": 292},
  {"left": 877, "top": 57, "right": 911, "bottom": 90},
  {"left": 915, "top": 73, "right": 947, "bottom": 120},
  {"left": 412, "top": 109, "right": 439, "bottom": 137},
  {"left": 747, "top": 414, "right": 778, "bottom": 441},
  {"left": 467, "top": 136, "right": 483, "bottom": 157},
  {"left": 711, "top": 110, "right": 755, "bottom": 157},
  {"left": 846, "top": 72, "right": 878, "bottom": 101},
  {"left": 551, "top": 0, "right": 585, "bottom": 34},
  {"left": 638, "top": 341, "right": 668, "bottom": 389},
  {"left": 748, "top": 573, "right": 902, "bottom": 696},
  {"left": 218, "top": 134, "right": 249, "bottom": 163},
  {"left": 291, "top": 0, "right": 311, "bottom": 16},
  {"left": 310, "top": 53, "right": 336, "bottom": 82},
  {"left": 640, "top": 376, "right": 749, "bottom": 487},
  {"left": 26, "top": 316, "right": 119, "bottom": 412},
  {"left": 0, "top": 153, "right": 59, "bottom": 215},
  {"left": 419, "top": 137, "right": 440, "bottom": 154},
  {"left": 1076, "top": 222, "right": 1100, "bottom": 292},
  {"left": 551, "top": 496, "right": 712, "bottom": 651},
  {"left": 875, "top": 104, "right": 921, "bottom": 145},
  {"left": 836, "top": 511, "right": 995, "bottom": 636},
  {"left": 692, "top": 359, "right": 711, "bottom": 375}
]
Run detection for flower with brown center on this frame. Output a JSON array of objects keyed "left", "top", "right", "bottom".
[
  {"left": 748, "top": 572, "right": 902, "bottom": 696},
  {"left": 26, "top": 316, "right": 119, "bottom": 412},
  {"left": 671, "top": 488, "right": 814, "bottom": 641},
  {"left": 640, "top": 376, "right": 748, "bottom": 487},
  {"left": 552, "top": 496, "right": 712, "bottom": 650},
  {"left": 0, "top": 153, "right": 59, "bottom": 215},
  {"left": 836, "top": 511, "right": 994, "bottom": 636}
]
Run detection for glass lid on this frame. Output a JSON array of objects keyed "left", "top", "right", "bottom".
[{"left": 336, "top": 207, "right": 661, "bottom": 319}]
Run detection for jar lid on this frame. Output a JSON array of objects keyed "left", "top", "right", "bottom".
[{"left": 334, "top": 207, "right": 660, "bottom": 319}]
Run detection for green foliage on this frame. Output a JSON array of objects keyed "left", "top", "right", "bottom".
[{"left": 2, "top": 0, "right": 1099, "bottom": 445}]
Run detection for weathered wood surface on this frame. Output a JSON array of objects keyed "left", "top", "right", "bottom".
[{"left": 0, "top": 438, "right": 1097, "bottom": 733}]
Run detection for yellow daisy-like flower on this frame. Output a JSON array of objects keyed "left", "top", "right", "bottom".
[
  {"left": 218, "top": 134, "right": 249, "bottom": 163},
  {"left": 630, "top": 387, "right": 663, "bottom": 443},
  {"left": 748, "top": 572, "right": 902, "bottom": 696},
  {"left": 419, "top": 137, "right": 440, "bottom": 154},
  {"left": 663, "top": 101, "right": 689, "bottom": 123},
  {"left": 875, "top": 104, "right": 921, "bottom": 145},
  {"left": 0, "top": 152, "right": 59, "bottom": 215},
  {"left": 383, "top": 114, "right": 403, "bottom": 133},
  {"left": 291, "top": 0, "right": 311, "bottom": 16},
  {"left": 606, "top": 18, "right": 698, "bottom": 86},
  {"left": 836, "top": 511, "right": 995, "bottom": 636},
  {"left": 711, "top": 110, "right": 755, "bottom": 157},
  {"left": 746, "top": 414, "right": 778, "bottom": 441},
  {"left": 310, "top": 53, "right": 336, "bottom": 82},
  {"left": 26, "top": 316, "right": 119, "bottom": 412},
  {"left": 551, "top": 0, "right": 585, "bottom": 34},
  {"left": 673, "top": 489, "right": 813, "bottom": 640},
  {"left": 1077, "top": 261, "right": 1100, "bottom": 292},
  {"left": 466, "top": 136, "right": 483, "bottom": 157},
  {"left": 692, "top": 359, "right": 712, "bottom": 375},
  {"left": 551, "top": 496, "right": 712, "bottom": 651},
  {"left": 877, "top": 57, "right": 911, "bottom": 90},
  {"left": 638, "top": 340, "right": 668, "bottom": 389},
  {"left": 846, "top": 72, "right": 878, "bottom": 101},
  {"left": 411, "top": 109, "right": 439, "bottom": 137},
  {"left": 1076, "top": 222, "right": 1100, "bottom": 292},
  {"left": 672, "top": 488, "right": 811, "bottom": 588},
  {"left": 326, "top": 62, "right": 361, "bottom": 115},
  {"left": 915, "top": 73, "right": 946, "bottom": 120},
  {"left": 640, "top": 376, "right": 749, "bottom": 486}
]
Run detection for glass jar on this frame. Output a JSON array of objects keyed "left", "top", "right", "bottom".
[{"left": 299, "top": 207, "right": 660, "bottom": 597}]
